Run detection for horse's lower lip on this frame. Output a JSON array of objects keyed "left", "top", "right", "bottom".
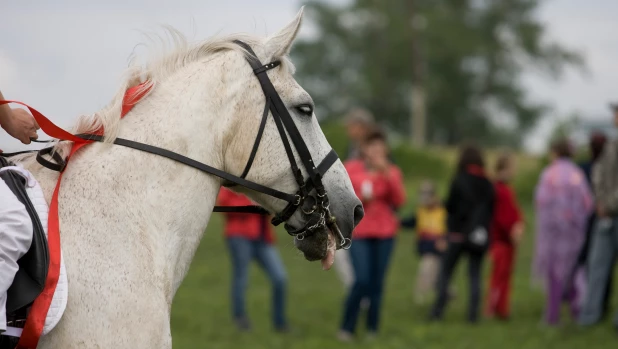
[
  {"left": 321, "top": 231, "right": 336, "bottom": 270},
  {"left": 294, "top": 231, "right": 329, "bottom": 261}
]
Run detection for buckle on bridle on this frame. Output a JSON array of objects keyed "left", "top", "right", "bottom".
[{"left": 293, "top": 194, "right": 302, "bottom": 206}]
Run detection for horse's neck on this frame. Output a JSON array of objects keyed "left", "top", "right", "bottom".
[{"left": 23, "top": 66, "right": 230, "bottom": 299}]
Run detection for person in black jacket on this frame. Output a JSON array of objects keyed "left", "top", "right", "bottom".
[{"left": 430, "top": 144, "right": 495, "bottom": 323}]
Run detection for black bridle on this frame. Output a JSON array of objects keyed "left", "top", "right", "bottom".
[{"left": 1, "top": 41, "right": 351, "bottom": 249}]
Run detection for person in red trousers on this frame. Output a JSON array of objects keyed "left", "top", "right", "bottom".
[{"left": 486, "top": 152, "right": 524, "bottom": 320}]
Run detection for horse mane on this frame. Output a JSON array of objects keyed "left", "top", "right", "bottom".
[{"left": 52, "top": 27, "right": 294, "bottom": 156}]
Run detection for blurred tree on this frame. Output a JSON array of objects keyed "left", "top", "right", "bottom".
[{"left": 292, "top": 0, "right": 584, "bottom": 147}]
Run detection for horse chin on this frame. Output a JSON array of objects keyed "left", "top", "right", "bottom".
[{"left": 293, "top": 228, "right": 336, "bottom": 270}]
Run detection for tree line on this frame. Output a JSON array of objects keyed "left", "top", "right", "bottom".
[{"left": 292, "top": 0, "right": 584, "bottom": 147}]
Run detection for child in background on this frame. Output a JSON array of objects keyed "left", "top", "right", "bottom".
[
  {"left": 486, "top": 152, "right": 524, "bottom": 320},
  {"left": 402, "top": 180, "right": 448, "bottom": 304}
]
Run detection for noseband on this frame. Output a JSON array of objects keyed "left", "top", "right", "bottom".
[{"left": 10, "top": 41, "right": 351, "bottom": 249}]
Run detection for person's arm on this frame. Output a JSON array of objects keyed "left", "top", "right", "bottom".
[{"left": 0, "top": 90, "right": 39, "bottom": 144}]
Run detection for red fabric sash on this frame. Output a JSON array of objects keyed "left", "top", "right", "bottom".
[{"left": 0, "top": 81, "right": 150, "bottom": 348}]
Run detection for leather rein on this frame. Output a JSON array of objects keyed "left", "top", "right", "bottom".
[{"left": 1, "top": 41, "right": 351, "bottom": 248}]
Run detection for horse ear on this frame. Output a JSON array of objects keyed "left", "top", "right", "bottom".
[{"left": 264, "top": 7, "right": 304, "bottom": 59}]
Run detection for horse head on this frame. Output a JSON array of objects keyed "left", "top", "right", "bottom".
[{"left": 221, "top": 9, "right": 364, "bottom": 268}]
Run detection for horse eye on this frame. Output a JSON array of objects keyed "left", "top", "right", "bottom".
[{"left": 295, "top": 104, "right": 314, "bottom": 117}]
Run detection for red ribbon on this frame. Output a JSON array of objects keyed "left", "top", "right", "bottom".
[{"left": 1, "top": 81, "right": 150, "bottom": 348}]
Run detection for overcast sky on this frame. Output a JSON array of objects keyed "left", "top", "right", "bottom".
[{"left": 1, "top": 0, "right": 616, "bottom": 153}]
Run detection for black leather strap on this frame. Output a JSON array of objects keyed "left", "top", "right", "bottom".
[
  {"left": 253, "top": 61, "right": 281, "bottom": 75},
  {"left": 269, "top": 99, "right": 306, "bottom": 191},
  {"left": 239, "top": 97, "right": 270, "bottom": 179},
  {"left": 0, "top": 149, "right": 38, "bottom": 157},
  {"left": 212, "top": 205, "right": 269, "bottom": 214},
  {"left": 76, "top": 134, "right": 296, "bottom": 203},
  {"left": 270, "top": 149, "right": 339, "bottom": 225},
  {"left": 36, "top": 147, "right": 66, "bottom": 172},
  {"left": 254, "top": 72, "right": 323, "bottom": 186},
  {"left": 235, "top": 41, "right": 318, "bottom": 182},
  {"left": 305, "top": 149, "right": 339, "bottom": 193}
]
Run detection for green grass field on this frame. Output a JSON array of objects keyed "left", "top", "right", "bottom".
[
  {"left": 171, "top": 196, "right": 618, "bottom": 348},
  {"left": 170, "top": 134, "right": 617, "bottom": 348}
]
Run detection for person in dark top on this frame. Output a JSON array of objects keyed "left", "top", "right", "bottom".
[
  {"left": 571, "top": 132, "right": 611, "bottom": 318},
  {"left": 430, "top": 144, "right": 495, "bottom": 323},
  {"left": 579, "top": 104, "right": 618, "bottom": 331}
]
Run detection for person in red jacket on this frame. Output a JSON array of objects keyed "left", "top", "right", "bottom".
[
  {"left": 338, "top": 128, "right": 406, "bottom": 341},
  {"left": 217, "top": 188, "right": 288, "bottom": 332},
  {"left": 486, "top": 152, "right": 524, "bottom": 320}
]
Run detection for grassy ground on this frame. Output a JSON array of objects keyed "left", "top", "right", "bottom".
[
  {"left": 170, "top": 193, "right": 618, "bottom": 349},
  {"left": 170, "top": 133, "right": 617, "bottom": 348}
]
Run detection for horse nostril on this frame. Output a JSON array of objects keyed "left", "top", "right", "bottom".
[{"left": 353, "top": 204, "right": 364, "bottom": 227}]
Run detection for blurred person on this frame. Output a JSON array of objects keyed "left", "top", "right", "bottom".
[
  {"left": 401, "top": 180, "right": 448, "bottom": 304},
  {"left": 344, "top": 107, "right": 375, "bottom": 161},
  {"left": 338, "top": 128, "right": 406, "bottom": 341},
  {"left": 533, "top": 138, "right": 593, "bottom": 326},
  {"left": 217, "top": 188, "right": 288, "bottom": 333},
  {"left": 486, "top": 152, "right": 524, "bottom": 320},
  {"left": 579, "top": 104, "right": 618, "bottom": 331},
  {"left": 335, "top": 108, "right": 375, "bottom": 295},
  {"left": 429, "top": 144, "right": 495, "bottom": 323},
  {"left": 572, "top": 132, "right": 612, "bottom": 319}
]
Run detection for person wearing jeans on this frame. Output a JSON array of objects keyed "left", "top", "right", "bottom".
[
  {"left": 338, "top": 128, "right": 406, "bottom": 341},
  {"left": 217, "top": 188, "right": 288, "bottom": 332},
  {"left": 571, "top": 133, "right": 612, "bottom": 319},
  {"left": 579, "top": 220, "right": 618, "bottom": 328},
  {"left": 579, "top": 103, "right": 618, "bottom": 331}
]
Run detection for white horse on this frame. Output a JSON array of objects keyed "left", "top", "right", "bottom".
[{"left": 12, "top": 8, "right": 362, "bottom": 348}]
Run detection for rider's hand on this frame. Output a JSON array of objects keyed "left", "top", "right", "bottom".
[{"left": 1, "top": 108, "right": 39, "bottom": 144}]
